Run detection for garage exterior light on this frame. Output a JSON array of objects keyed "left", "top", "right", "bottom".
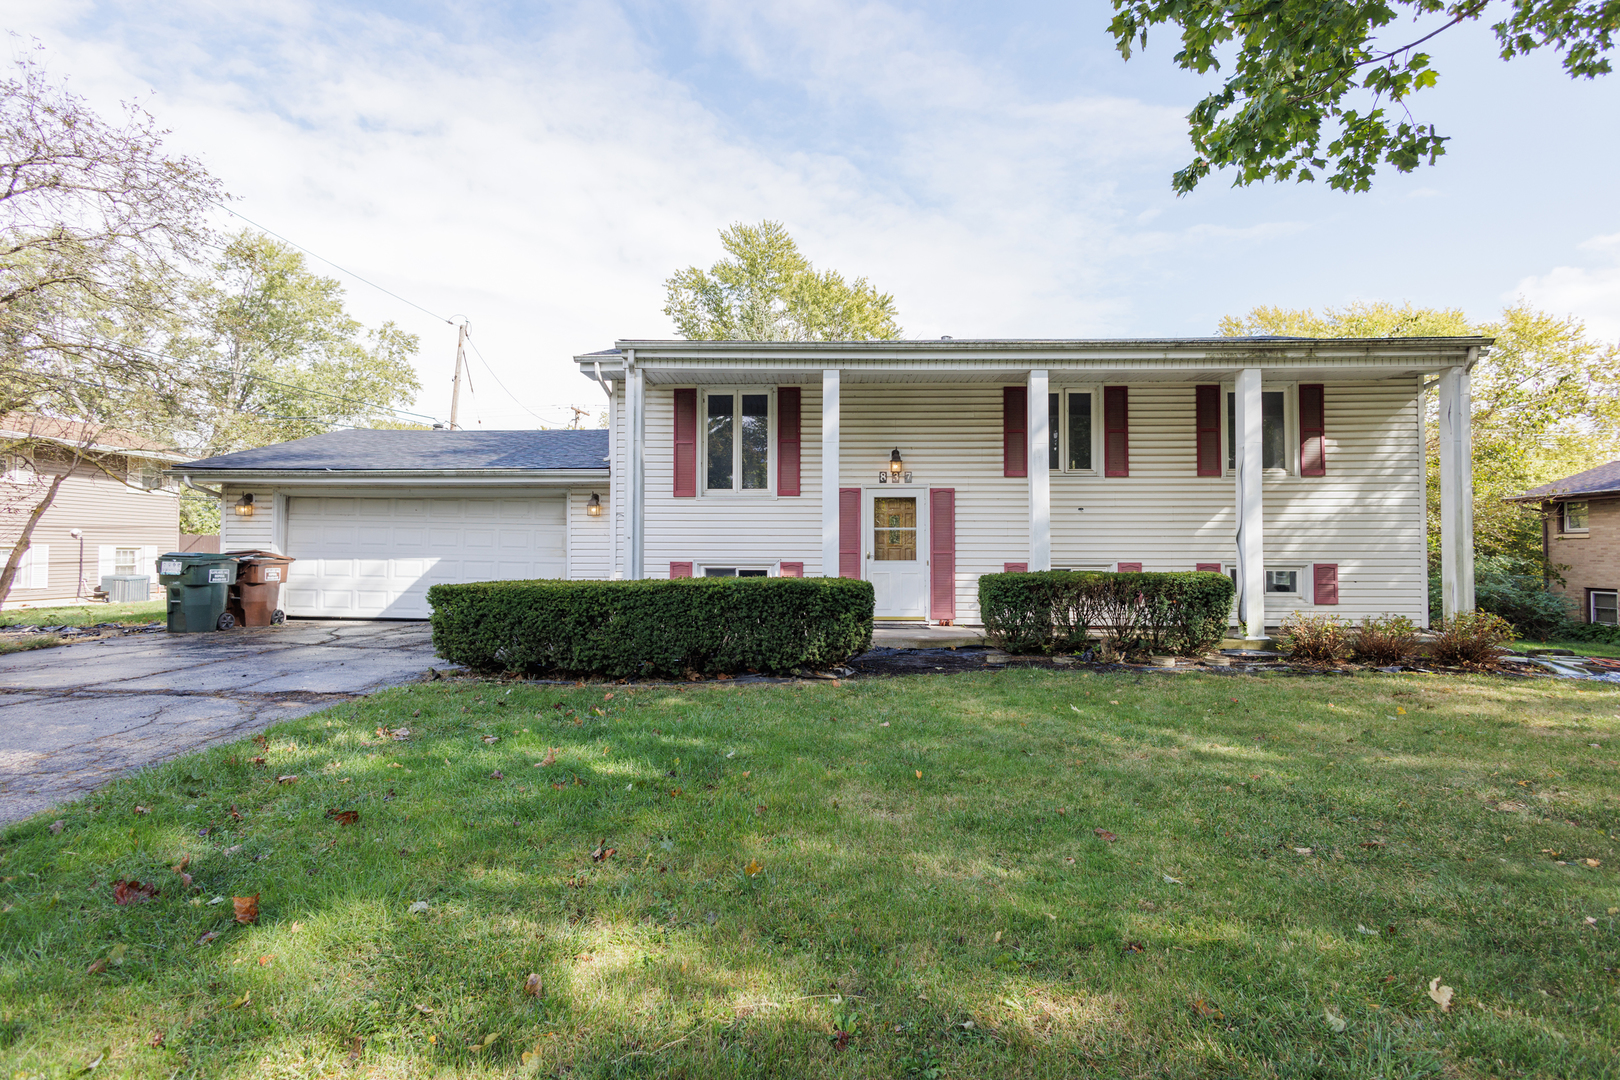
[
  {"left": 234, "top": 493, "right": 255, "bottom": 517},
  {"left": 586, "top": 493, "right": 603, "bottom": 517}
]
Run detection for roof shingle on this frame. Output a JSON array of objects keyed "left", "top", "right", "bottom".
[
  {"left": 179, "top": 429, "right": 610, "bottom": 472},
  {"left": 1513, "top": 460, "right": 1620, "bottom": 501}
]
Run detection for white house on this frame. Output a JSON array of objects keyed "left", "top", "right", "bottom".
[{"left": 190, "top": 336, "right": 1486, "bottom": 634}]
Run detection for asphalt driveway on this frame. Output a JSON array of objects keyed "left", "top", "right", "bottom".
[{"left": 0, "top": 620, "right": 445, "bottom": 825}]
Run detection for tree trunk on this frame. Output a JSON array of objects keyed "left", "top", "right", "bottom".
[{"left": 0, "top": 470, "right": 70, "bottom": 607}]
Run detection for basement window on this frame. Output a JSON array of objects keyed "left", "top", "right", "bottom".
[
  {"left": 1593, "top": 590, "right": 1618, "bottom": 626},
  {"left": 702, "top": 567, "right": 769, "bottom": 578}
]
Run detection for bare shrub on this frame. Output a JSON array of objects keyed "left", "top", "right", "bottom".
[
  {"left": 1351, "top": 614, "right": 1422, "bottom": 666},
  {"left": 1277, "top": 613, "right": 1352, "bottom": 664},
  {"left": 1429, "top": 611, "right": 1515, "bottom": 669}
]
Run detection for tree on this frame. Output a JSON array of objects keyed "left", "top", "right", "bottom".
[
  {"left": 1219, "top": 300, "right": 1620, "bottom": 611},
  {"left": 0, "top": 48, "right": 222, "bottom": 603},
  {"left": 664, "top": 221, "right": 902, "bottom": 341},
  {"left": 175, "top": 230, "right": 421, "bottom": 459},
  {"left": 1109, "top": 1, "right": 1617, "bottom": 193}
]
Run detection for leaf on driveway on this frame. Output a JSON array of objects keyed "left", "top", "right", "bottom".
[
  {"left": 325, "top": 809, "right": 359, "bottom": 826},
  {"left": 1427, "top": 977, "right": 1453, "bottom": 1012},
  {"left": 232, "top": 894, "right": 259, "bottom": 925},
  {"left": 113, "top": 879, "right": 158, "bottom": 905}
]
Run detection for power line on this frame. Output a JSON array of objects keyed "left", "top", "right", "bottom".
[
  {"left": 215, "top": 203, "right": 454, "bottom": 326},
  {"left": 463, "top": 329, "right": 551, "bottom": 427}
]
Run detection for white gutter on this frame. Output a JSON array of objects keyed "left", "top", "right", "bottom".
[{"left": 180, "top": 474, "right": 224, "bottom": 497}]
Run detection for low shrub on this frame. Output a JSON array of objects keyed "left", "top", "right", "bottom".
[
  {"left": 1276, "top": 613, "right": 1352, "bottom": 664},
  {"left": 1351, "top": 613, "right": 1423, "bottom": 666},
  {"left": 1561, "top": 621, "right": 1620, "bottom": 645},
  {"left": 1429, "top": 610, "right": 1515, "bottom": 668},
  {"left": 427, "top": 577, "right": 874, "bottom": 678},
  {"left": 979, "top": 570, "right": 1234, "bottom": 657}
]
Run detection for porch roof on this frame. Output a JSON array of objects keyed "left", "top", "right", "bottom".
[{"left": 576, "top": 336, "right": 1492, "bottom": 385}]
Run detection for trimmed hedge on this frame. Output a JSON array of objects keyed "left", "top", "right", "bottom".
[
  {"left": 979, "top": 570, "right": 1235, "bottom": 656},
  {"left": 427, "top": 577, "right": 874, "bottom": 678}
]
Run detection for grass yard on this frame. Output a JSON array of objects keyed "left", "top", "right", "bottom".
[
  {"left": 0, "top": 599, "right": 165, "bottom": 628},
  {"left": 2, "top": 670, "right": 1617, "bottom": 1079},
  {"left": 1511, "top": 639, "right": 1620, "bottom": 660}
]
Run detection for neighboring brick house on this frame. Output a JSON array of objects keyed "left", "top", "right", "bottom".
[
  {"left": 1, "top": 416, "right": 184, "bottom": 609},
  {"left": 1510, "top": 460, "right": 1620, "bottom": 627}
]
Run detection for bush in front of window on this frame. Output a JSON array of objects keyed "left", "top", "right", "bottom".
[
  {"left": 426, "top": 577, "right": 874, "bottom": 678},
  {"left": 978, "top": 570, "right": 1234, "bottom": 657},
  {"left": 1276, "top": 613, "right": 1354, "bottom": 664}
]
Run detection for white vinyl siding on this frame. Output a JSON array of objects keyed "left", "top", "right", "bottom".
[
  {"left": 219, "top": 488, "right": 276, "bottom": 552},
  {"left": 568, "top": 488, "right": 612, "bottom": 580}
]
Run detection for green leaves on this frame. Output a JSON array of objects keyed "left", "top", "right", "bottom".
[{"left": 1109, "top": 0, "right": 1615, "bottom": 192}]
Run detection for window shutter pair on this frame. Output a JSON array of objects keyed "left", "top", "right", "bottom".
[
  {"left": 1198, "top": 383, "right": 1326, "bottom": 476},
  {"left": 673, "top": 388, "right": 802, "bottom": 496},
  {"left": 1006, "top": 385, "right": 1128, "bottom": 475}
]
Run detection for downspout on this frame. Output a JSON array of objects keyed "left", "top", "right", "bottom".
[{"left": 180, "top": 474, "right": 223, "bottom": 498}]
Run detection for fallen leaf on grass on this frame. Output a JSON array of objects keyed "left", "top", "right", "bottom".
[
  {"left": 229, "top": 806, "right": 243, "bottom": 820},
  {"left": 233, "top": 894, "right": 259, "bottom": 925},
  {"left": 197, "top": 931, "right": 220, "bottom": 946},
  {"left": 482, "top": 735, "right": 500, "bottom": 744},
  {"left": 133, "top": 805, "right": 148, "bottom": 815},
  {"left": 1163, "top": 875, "right": 1183, "bottom": 885},
  {"left": 489, "top": 770, "right": 504, "bottom": 780},
  {"left": 590, "top": 841, "right": 615, "bottom": 862},
  {"left": 228, "top": 990, "right": 251, "bottom": 1009},
  {"left": 1293, "top": 847, "right": 1313, "bottom": 855},
  {"left": 1191, "top": 998, "right": 1223, "bottom": 1019},
  {"left": 325, "top": 809, "right": 359, "bottom": 826},
  {"left": 257, "top": 955, "right": 273, "bottom": 966},
  {"left": 345, "top": 1036, "right": 362, "bottom": 1065},
  {"left": 250, "top": 757, "right": 267, "bottom": 766},
  {"left": 86, "top": 958, "right": 108, "bottom": 974},
  {"left": 148, "top": 1031, "right": 165, "bottom": 1048},
  {"left": 414, "top": 1004, "right": 434, "bottom": 1015},
  {"left": 49, "top": 819, "right": 65, "bottom": 834},
  {"left": 539, "top": 748, "right": 559, "bottom": 767},
  {"left": 1584, "top": 858, "right": 1601, "bottom": 868},
  {"left": 74, "top": 1047, "right": 109, "bottom": 1074},
  {"left": 1093, "top": 828, "right": 1118, "bottom": 842},
  {"left": 744, "top": 859, "right": 763, "bottom": 877},
  {"left": 915, "top": 770, "right": 922, "bottom": 779},
  {"left": 1356, "top": 924, "right": 1378, "bottom": 935},
  {"left": 113, "top": 879, "right": 159, "bottom": 905},
  {"left": 1427, "top": 977, "right": 1454, "bottom": 1012},
  {"left": 467, "top": 1033, "right": 498, "bottom": 1053},
  {"left": 274, "top": 775, "right": 298, "bottom": 785},
  {"left": 1359, "top": 840, "right": 1386, "bottom": 848},
  {"left": 408, "top": 900, "right": 430, "bottom": 914},
  {"left": 524, "top": 973, "right": 543, "bottom": 997},
  {"left": 1323, "top": 1006, "right": 1346, "bottom": 1032}
]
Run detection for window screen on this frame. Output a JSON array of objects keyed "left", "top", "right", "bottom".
[
  {"left": 706, "top": 395, "right": 733, "bottom": 490},
  {"left": 1228, "top": 391, "right": 1287, "bottom": 470},
  {"left": 1265, "top": 569, "right": 1298, "bottom": 594},
  {"left": 1592, "top": 590, "right": 1618, "bottom": 626},
  {"left": 1068, "top": 392, "right": 1092, "bottom": 470},
  {"left": 740, "top": 394, "right": 769, "bottom": 489}
]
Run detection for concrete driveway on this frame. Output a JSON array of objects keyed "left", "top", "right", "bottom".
[{"left": 0, "top": 620, "right": 445, "bottom": 825}]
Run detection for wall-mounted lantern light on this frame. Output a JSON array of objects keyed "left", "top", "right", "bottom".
[
  {"left": 234, "top": 493, "right": 255, "bottom": 517},
  {"left": 585, "top": 492, "right": 603, "bottom": 517},
  {"left": 878, "top": 449, "right": 912, "bottom": 485}
]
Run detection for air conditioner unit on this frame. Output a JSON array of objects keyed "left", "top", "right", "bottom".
[{"left": 101, "top": 575, "right": 151, "bottom": 603}]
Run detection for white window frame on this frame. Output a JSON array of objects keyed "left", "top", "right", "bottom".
[
  {"left": 698, "top": 564, "right": 774, "bottom": 578},
  {"left": 1263, "top": 564, "right": 1311, "bottom": 602},
  {"left": 699, "top": 387, "right": 775, "bottom": 496},
  {"left": 2, "top": 453, "right": 36, "bottom": 485},
  {"left": 114, "top": 547, "right": 140, "bottom": 576},
  {"left": 1046, "top": 385, "right": 1102, "bottom": 475},
  {"left": 1223, "top": 382, "right": 1298, "bottom": 478},
  {"left": 1562, "top": 501, "right": 1589, "bottom": 534},
  {"left": 1591, "top": 589, "right": 1618, "bottom": 626}
]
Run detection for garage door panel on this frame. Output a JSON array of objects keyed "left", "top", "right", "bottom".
[{"left": 285, "top": 495, "right": 567, "bottom": 619}]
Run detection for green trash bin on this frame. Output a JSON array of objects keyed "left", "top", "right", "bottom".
[{"left": 156, "top": 552, "right": 241, "bottom": 633}]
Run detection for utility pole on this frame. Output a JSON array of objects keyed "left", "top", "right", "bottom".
[{"left": 448, "top": 321, "right": 468, "bottom": 430}]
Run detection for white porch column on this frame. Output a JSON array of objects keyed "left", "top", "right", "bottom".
[
  {"left": 1438, "top": 363, "right": 1475, "bottom": 618},
  {"left": 1234, "top": 367, "right": 1265, "bottom": 639},
  {"left": 625, "top": 351, "right": 645, "bottom": 580},
  {"left": 1027, "top": 369, "right": 1051, "bottom": 570},
  {"left": 820, "top": 368, "right": 841, "bottom": 577}
]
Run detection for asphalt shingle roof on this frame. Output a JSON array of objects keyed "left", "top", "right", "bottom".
[
  {"left": 179, "top": 429, "right": 610, "bottom": 472},
  {"left": 1515, "top": 459, "right": 1620, "bottom": 501}
]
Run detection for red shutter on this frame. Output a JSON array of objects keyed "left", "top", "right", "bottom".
[
  {"left": 1299, "top": 384, "right": 1326, "bottom": 477},
  {"left": 1116, "top": 562, "right": 1142, "bottom": 572},
  {"left": 838, "top": 487, "right": 861, "bottom": 579},
  {"left": 1195, "top": 562, "right": 1222, "bottom": 572},
  {"left": 1003, "top": 386, "right": 1028, "bottom": 478},
  {"left": 777, "top": 386, "right": 801, "bottom": 496},
  {"left": 1003, "top": 562, "right": 1028, "bottom": 573},
  {"left": 1103, "top": 386, "right": 1129, "bottom": 477},
  {"left": 779, "top": 561, "right": 804, "bottom": 578},
  {"left": 930, "top": 489, "right": 956, "bottom": 621},
  {"left": 670, "top": 561, "right": 693, "bottom": 579},
  {"left": 673, "top": 389, "right": 697, "bottom": 497},
  {"left": 1313, "top": 563, "right": 1339, "bottom": 604},
  {"left": 1195, "top": 385, "right": 1221, "bottom": 476}
]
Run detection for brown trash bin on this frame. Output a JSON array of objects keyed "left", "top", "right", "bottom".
[{"left": 223, "top": 550, "right": 296, "bottom": 627}]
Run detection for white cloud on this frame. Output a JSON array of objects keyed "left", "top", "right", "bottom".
[
  {"left": 1513, "top": 233, "right": 1620, "bottom": 344},
  {"left": 0, "top": 0, "right": 1299, "bottom": 426}
]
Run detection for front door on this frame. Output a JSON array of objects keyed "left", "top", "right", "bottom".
[{"left": 866, "top": 492, "right": 928, "bottom": 618}]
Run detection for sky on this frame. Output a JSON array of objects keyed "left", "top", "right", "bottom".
[{"left": 6, "top": 0, "right": 1619, "bottom": 429}]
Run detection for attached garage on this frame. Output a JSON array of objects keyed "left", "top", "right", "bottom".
[
  {"left": 283, "top": 495, "right": 568, "bottom": 618},
  {"left": 176, "top": 429, "right": 611, "bottom": 619}
]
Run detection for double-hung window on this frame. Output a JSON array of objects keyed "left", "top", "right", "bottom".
[
  {"left": 1227, "top": 389, "right": 1290, "bottom": 473},
  {"left": 1563, "top": 501, "right": 1589, "bottom": 533},
  {"left": 1592, "top": 590, "right": 1618, "bottom": 626},
  {"left": 115, "top": 548, "right": 140, "bottom": 576},
  {"left": 705, "top": 391, "right": 771, "bottom": 492},
  {"left": 1046, "top": 390, "right": 1098, "bottom": 472}
]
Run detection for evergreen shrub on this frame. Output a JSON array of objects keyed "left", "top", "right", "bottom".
[
  {"left": 427, "top": 577, "right": 874, "bottom": 678},
  {"left": 978, "top": 570, "right": 1234, "bottom": 656}
]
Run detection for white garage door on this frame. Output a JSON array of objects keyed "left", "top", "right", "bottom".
[{"left": 284, "top": 495, "right": 567, "bottom": 618}]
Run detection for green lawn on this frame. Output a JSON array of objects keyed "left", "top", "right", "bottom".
[
  {"left": 0, "top": 599, "right": 165, "bottom": 628},
  {"left": 1511, "top": 638, "right": 1620, "bottom": 659},
  {"left": 2, "top": 670, "right": 1617, "bottom": 1079}
]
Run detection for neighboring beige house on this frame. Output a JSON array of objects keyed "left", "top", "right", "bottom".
[
  {"left": 1510, "top": 460, "right": 1620, "bottom": 627},
  {"left": 1, "top": 416, "right": 184, "bottom": 609},
  {"left": 179, "top": 335, "right": 1489, "bottom": 635}
]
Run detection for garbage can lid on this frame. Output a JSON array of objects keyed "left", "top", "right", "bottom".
[{"left": 222, "top": 549, "right": 296, "bottom": 564}]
